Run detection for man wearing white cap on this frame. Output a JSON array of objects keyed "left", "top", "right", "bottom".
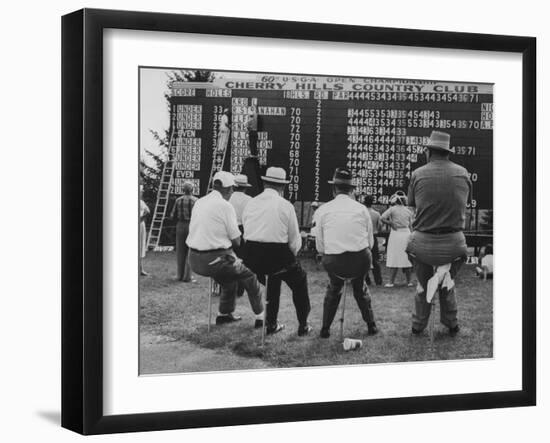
[
  {"left": 242, "top": 167, "right": 312, "bottom": 336},
  {"left": 315, "top": 168, "right": 378, "bottom": 338},
  {"left": 187, "top": 171, "right": 264, "bottom": 326},
  {"left": 406, "top": 131, "right": 472, "bottom": 336}
]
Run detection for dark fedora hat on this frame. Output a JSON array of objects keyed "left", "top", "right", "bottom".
[{"left": 328, "top": 168, "right": 356, "bottom": 187}]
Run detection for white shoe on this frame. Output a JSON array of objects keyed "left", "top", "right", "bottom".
[{"left": 384, "top": 283, "right": 394, "bottom": 288}]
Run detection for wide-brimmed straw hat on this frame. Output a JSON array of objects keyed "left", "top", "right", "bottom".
[
  {"left": 425, "top": 130, "right": 453, "bottom": 152},
  {"left": 328, "top": 168, "right": 356, "bottom": 187},
  {"left": 261, "top": 167, "right": 290, "bottom": 184},
  {"left": 234, "top": 174, "right": 252, "bottom": 187}
]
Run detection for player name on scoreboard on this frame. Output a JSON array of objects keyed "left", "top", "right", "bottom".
[{"left": 168, "top": 74, "right": 493, "bottom": 209}]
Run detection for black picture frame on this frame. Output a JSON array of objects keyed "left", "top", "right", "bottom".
[{"left": 61, "top": 8, "right": 536, "bottom": 435}]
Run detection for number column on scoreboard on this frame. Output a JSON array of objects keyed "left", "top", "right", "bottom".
[
  {"left": 203, "top": 87, "right": 232, "bottom": 184},
  {"left": 322, "top": 88, "right": 493, "bottom": 209},
  {"left": 171, "top": 102, "right": 203, "bottom": 196}
]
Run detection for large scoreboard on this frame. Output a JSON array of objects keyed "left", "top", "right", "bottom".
[{"left": 168, "top": 74, "right": 493, "bottom": 210}]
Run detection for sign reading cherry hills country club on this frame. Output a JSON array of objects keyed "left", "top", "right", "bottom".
[{"left": 169, "top": 73, "right": 492, "bottom": 209}]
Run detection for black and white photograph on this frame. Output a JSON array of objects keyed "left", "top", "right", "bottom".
[{"left": 139, "top": 68, "right": 494, "bottom": 375}]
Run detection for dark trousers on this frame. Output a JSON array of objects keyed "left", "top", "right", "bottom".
[
  {"left": 175, "top": 221, "right": 191, "bottom": 281},
  {"left": 265, "top": 263, "right": 310, "bottom": 328},
  {"left": 188, "top": 249, "right": 263, "bottom": 315},
  {"left": 233, "top": 225, "right": 245, "bottom": 297},
  {"left": 411, "top": 257, "right": 464, "bottom": 331},
  {"left": 321, "top": 249, "right": 376, "bottom": 329},
  {"left": 244, "top": 241, "right": 310, "bottom": 329},
  {"left": 249, "top": 131, "right": 258, "bottom": 156},
  {"left": 365, "top": 238, "right": 382, "bottom": 286}
]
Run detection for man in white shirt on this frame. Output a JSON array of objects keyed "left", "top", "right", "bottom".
[
  {"left": 315, "top": 168, "right": 378, "bottom": 338},
  {"left": 228, "top": 174, "right": 253, "bottom": 297},
  {"left": 187, "top": 171, "right": 264, "bottom": 327},
  {"left": 229, "top": 174, "right": 253, "bottom": 231},
  {"left": 242, "top": 167, "right": 312, "bottom": 336}
]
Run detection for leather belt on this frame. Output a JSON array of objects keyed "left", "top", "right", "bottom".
[
  {"left": 421, "top": 228, "right": 462, "bottom": 235},
  {"left": 190, "top": 248, "right": 230, "bottom": 254}
]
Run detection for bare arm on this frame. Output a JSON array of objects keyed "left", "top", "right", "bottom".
[
  {"left": 364, "top": 208, "right": 374, "bottom": 249},
  {"left": 314, "top": 213, "right": 324, "bottom": 255},
  {"left": 287, "top": 204, "right": 302, "bottom": 256},
  {"left": 380, "top": 207, "right": 392, "bottom": 226}
]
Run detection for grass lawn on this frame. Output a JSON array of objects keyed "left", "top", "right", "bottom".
[{"left": 139, "top": 251, "right": 492, "bottom": 374}]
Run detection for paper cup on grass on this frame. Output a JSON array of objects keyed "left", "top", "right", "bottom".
[{"left": 343, "top": 338, "right": 362, "bottom": 351}]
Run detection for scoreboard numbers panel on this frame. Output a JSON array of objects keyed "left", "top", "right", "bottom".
[{"left": 168, "top": 74, "right": 493, "bottom": 208}]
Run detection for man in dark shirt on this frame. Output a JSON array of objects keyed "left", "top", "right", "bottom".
[
  {"left": 171, "top": 182, "right": 198, "bottom": 282},
  {"left": 246, "top": 105, "right": 259, "bottom": 157},
  {"left": 406, "top": 131, "right": 472, "bottom": 336}
]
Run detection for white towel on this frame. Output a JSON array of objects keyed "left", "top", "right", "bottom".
[{"left": 425, "top": 263, "right": 454, "bottom": 303}]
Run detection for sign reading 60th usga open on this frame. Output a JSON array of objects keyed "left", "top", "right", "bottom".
[{"left": 168, "top": 72, "right": 493, "bottom": 209}]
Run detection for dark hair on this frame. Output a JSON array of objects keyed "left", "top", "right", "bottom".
[
  {"left": 364, "top": 195, "right": 375, "bottom": 207},
  {"left": 485, "top": 244, "right": 493, "bottom": 255}
]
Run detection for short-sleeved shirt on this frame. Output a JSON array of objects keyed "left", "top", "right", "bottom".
[
  {"left": 186, "top": 190, "right": 240, "bottom": 250},
  {"left": 246, "top": 112, "right": 258, "bottom": 131},
  {"left": 481, "top": 254, "right": 494, "bottom": 273},
  {"left": 367, "top": 208, "right": 382, "bottom": 234},
  {"left": 220, "top": 114, "right": 230, "bottom": 131},
  {"left": 140, "top": 200, "right": 150, "bottom": 219},
  {"left": 242, "top": 188, "right": 302, "bottom": 256},
  {"left": 229, "top": 191, "right": 252, "bottom": 225},
  {"left": 314, "top": 194, "right": 374, "bottom": 254},
  {"left": 381, "top": 205, "right": 413, "bottom": 230},
  {"left": 171, "top": 194, "right": 197, "bottom": 222},
  {"left": 407, "top": 159, "right": 471, "bottom": 232}
]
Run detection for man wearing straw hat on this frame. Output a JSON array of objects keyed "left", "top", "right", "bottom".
[
  {"left": 187, "top": 171, "right": 264, "bottom": 326},
  {"left": 406, "top": 130, "right": 472, "bottom": 336},
  {"left": 315, "top": 168, "right": 379, "bottom": 338},
  {"left": 170, "top": 181, "right": 198, "bottom": 282},
  {"left": 229, "top": 174, "right": 253, "bottom": 233},
  {"left": 242, "top": 167, "right": 312, "bottom": 336}
]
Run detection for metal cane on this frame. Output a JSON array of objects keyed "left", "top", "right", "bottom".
[
  {"left": 339, "top": 278, "right": 351, "bottom": 342},
  {"left": 429, "top": 298, "right": 436, "bottom": 355},
  {"left": 207, "top": 278, "right": 214, "bottom": 333}
]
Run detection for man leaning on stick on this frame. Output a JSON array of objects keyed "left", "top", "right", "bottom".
[
  {"left": 406, "top": 131, "right": 472, "bottom": 336},
  {"left": 315, "top": 168, "right": 379, "bottom": 339}
]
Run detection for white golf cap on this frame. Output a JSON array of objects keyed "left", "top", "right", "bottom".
[{"left": 212, "top": 171, "right": 236, "bottom": 188}]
